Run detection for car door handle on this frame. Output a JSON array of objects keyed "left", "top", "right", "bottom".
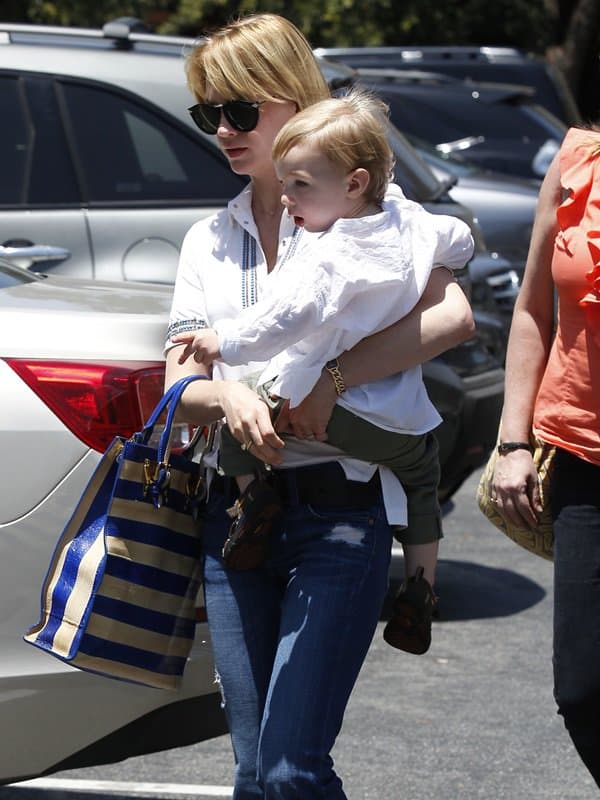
[{"left": 0, "top": 244, "right": 71, "bottom": 271}]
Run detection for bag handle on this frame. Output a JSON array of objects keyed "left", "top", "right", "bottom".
[{"left": 141, "top": 374, "right": 209, "bottom": 463}]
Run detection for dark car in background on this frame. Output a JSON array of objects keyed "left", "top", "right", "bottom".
[
  {"left": 314, "top": 45, "right": 581, "bottom": 125},
  {"left": 351, "top": 68, "right": 567, "bottom": 180},
  {"left": 409, "top": 136, "right": 540, "bottom": 318}
]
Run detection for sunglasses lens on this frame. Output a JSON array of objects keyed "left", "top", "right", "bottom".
[
  {"left": 188, "top": 101, "right": 260, "bottom": 134},
  {"left": 224, "top": 101, "right": 260, "bottom": 132},
  {"left": 189, "top": 104, "right": 220, "bottom": 134}
]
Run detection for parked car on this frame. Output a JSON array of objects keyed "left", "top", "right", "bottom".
[
  {"left": 408, "top": 136, "right": 540, "bottom": 318},
  {"left": 314, "top": 45, "right": 582, "bottom": 125},
  {"left": 348, "top": 67, "right": 568, "bottom": 181},
  {"left": 0, "top": 260, "right": 228, "bottom": 784}
]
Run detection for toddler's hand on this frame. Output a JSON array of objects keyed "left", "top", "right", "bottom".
[{"left": 172, "top": 328, "right": 221, "bottom": 365}]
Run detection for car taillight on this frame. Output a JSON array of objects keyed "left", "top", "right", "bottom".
[{"left": 6, "top": 359, "right": 171, "bottom": 453}]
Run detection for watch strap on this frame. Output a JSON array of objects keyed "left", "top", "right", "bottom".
[
  {"left": 497, "top": 441, "right": 533, "bottom": 455},
  {"left": 325, "top": 358, "right": 346, "bottom": 396}
]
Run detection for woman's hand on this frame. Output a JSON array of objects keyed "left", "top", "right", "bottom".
[
  {"left": 219, "top": 381, "right": 285, "bottom": 466},
  {"left": 491, "top": 450, "right": 543, "bottom": 530},
  {"left": 165, "top": 347, "right": 284, "bottom": 465},
  {"left": 274, "top": 371, "right": 338, "bottom": 440}
]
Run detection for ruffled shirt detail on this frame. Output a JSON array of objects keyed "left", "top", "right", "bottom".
[{"left": 556, "top": 129, "right": 600, "bottom": 324}]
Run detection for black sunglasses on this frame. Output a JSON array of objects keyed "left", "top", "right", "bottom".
[{"left": 188, "top": 100, "right": 263, "bottom": 135}]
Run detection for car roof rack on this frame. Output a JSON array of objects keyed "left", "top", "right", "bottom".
[
  {"left": 314, "top": 46, "right": 530, "bottom": 65},
  {"left": 0, "top": 17, "right": 196, "bottom": 52}
]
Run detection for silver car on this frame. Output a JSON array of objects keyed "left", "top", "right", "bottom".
[
  {"left": 0, "top": 260, "right": 226, "bottom": 784},
  {"left": 0, "top": 20, "right": 246, "bottom": 282}
]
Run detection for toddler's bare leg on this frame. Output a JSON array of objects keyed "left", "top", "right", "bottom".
[{"left": 402, "top": 541, "right": 439, "bottom": 587}]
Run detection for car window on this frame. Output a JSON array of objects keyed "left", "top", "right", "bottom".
[
  {"left": 0, "top": 73, "right": 82, "bottom": 207},
  {"left": 24, "top": 76, "right": 81, "bottom": 205},
  {"left": 60, "top": 80, "right": 245, "bottom": 205},
  {"left": 384, "top": 90, "right": 552, "bottom": 144},
  {"left": 0, "top": 76, "right": 28, "bottom": 205}
]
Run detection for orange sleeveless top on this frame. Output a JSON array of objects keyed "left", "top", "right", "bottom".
[{"left": 534, "top": 127, "right": 600, "bottom": 466}]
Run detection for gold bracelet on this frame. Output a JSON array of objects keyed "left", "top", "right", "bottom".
[{"left": 325, "top": 358, "right": 346, "bottom": 395}]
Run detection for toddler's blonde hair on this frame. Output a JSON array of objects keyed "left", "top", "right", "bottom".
[{"left": 272, "top": 87, "right": 394, "bottom": 205}]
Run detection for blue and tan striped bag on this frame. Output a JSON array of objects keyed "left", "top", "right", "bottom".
[{"left": 24, "top": 375, "right": 208, "bottom": 690}]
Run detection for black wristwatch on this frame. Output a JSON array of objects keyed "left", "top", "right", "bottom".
[{"left": 497, "top": 441, "right": 533, "bottom": 455}]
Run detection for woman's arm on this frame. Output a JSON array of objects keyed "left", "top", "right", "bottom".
[
  {"left": 491, "top": 152, "right": 560, "bottom": 528},
  {"left": 277, "top": 267, "right": 475, "bottom": 439},
  {"left": 165, "top": 347, "right": 284, "bottom": 465}
]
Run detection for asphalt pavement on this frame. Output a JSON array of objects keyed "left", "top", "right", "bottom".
[{"left": 2, "top": 472, "right": 598, "bottom": 799}]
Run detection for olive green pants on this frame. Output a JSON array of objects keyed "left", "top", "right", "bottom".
[{"left": 220, "top": 402, "right": 441, "bottom": 546}]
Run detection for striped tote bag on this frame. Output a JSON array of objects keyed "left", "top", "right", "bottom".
[{"left": 24, "top": 375, "right": 209, "bottom": 690}]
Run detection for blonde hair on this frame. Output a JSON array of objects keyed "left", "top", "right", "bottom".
[
  {"left": 185, "top": 14, "right": 329, "bottom": 110},
  {"left": 272, "top": 88, "right": 394, "bottom": 205}
]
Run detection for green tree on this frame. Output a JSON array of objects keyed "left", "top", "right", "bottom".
[
  {"left": 157, "top": 0, "right": 552, "bottom": 50},
  {"left": 545, "top": 0, "right": 600, "bottom": 119},
  {"left": 0, "top": 0, "right": 173, "bottom": 27}
]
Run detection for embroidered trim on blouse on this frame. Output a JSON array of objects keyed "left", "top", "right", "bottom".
[
  {"left": 166, "top": 318, "right": 207, "bottom": 341},
  {"left": 240, "top": 225, "right": 303, "bottom": 308},
  {"left": 241, "top": 231, "right": 258, "bottom": 309}
]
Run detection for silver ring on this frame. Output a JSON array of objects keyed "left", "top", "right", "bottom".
[{"left": 240, "top": 439, "right": 253, "bottom": 452}]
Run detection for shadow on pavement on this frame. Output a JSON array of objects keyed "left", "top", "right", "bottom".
[{"left": 383, "top": 558, "right": 546, "bottom": 622}]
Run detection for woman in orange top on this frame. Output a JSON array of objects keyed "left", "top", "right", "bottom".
[{"left": 492, "top": 127, "right": 600, "bottom": 785}]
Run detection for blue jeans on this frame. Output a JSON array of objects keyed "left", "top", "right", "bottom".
[
  {"left": 201, "top": 476, "right": 392, "bottom": 799},
  {"left": 551, "top": 448, "right": 600, "bottom": 787}
]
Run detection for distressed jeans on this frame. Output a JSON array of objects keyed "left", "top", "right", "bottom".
[
  {"left": 201, "top": 485, "right": 393, "bottom": 799},
  {"left": 552, "top": 448, "right": 600, "bottom": 787}
]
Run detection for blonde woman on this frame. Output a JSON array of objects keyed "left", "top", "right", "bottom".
[
  {"left": 165, "top": 14, "right": 474, "bottom": 798},
  {"left": 491, "top": 127, "right": 600, "bottom": 786},
  {"left": 174, "top": 88, "right": 474, "bottom": 656}
]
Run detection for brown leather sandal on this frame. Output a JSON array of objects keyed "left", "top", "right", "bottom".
[{"left": 383, "top": 566, "right": 438, "bottom": 655}]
